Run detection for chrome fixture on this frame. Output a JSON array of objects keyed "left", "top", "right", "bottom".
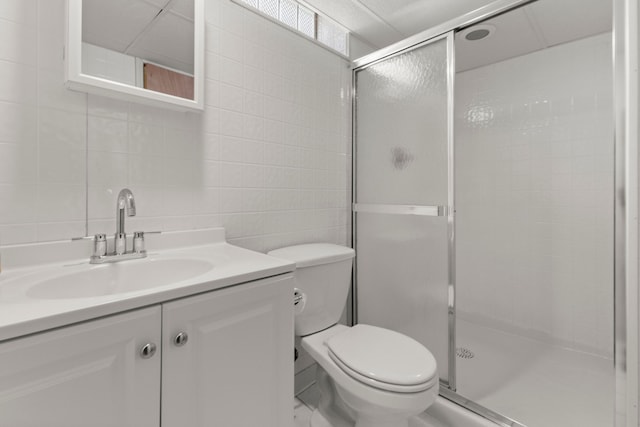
[
  {"left": 115, "top": 188, "right": 136, "bottom": 255},
  {"left": 140, "top": 343, "right": 157, "bottom": 359},
  {"left": 133, "top": 231, "right": 145, "bottom": 254},
  {"left": 88, "top": 189, "right": 148, "bottom": 264},
  {"left": 89, "top": 231, "right": 147, "bottom": 263},
  {"left": 173, "top": 332, "right": 189, "bottom": 347},
  {"left": 93, "top": 234, "right": 107, "bottom": 257}
]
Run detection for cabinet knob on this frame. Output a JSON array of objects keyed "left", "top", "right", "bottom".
[
  {"left": 173, "top": 332, "right": 189, "bottom": 347},
  {"left": 140, "top": 343, "right": 157, "bottom": 359}
]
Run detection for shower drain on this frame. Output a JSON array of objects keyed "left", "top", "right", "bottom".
[{"left": 456, "top": 347, "right": 475, "bottom": 359}]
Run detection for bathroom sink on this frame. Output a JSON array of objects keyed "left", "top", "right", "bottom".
[{"left": 26, "top": 258, "right": 214, "bottom": 299}]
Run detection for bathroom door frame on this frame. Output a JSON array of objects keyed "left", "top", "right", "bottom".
[{"left": 350, "top": 0, "right": 638, "bottom": 426}]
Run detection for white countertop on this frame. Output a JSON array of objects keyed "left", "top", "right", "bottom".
[{"left": 0, "top": 229, "right": 295, "bottom": 342}]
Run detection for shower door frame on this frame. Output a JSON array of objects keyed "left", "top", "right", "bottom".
[
  {"left": 613, "top": 0, "right": 639, "bottom": 425},
  {"left": 350, "top": 0, "right": 637, "bottom": 426},
  {"left": 352, "top": 30, "right": 456, "bottom": 389}
]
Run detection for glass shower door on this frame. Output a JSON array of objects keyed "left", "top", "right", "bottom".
[{"left": 354, "top": 33, "right": 454, "bottom": 386}]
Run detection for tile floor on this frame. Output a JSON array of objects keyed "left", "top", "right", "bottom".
[
  {"left": 294, "top": 397, "right": 314, "bottom": 427},
  {"left": 295, "top": 384, "right": 320, "bottom": 427}
]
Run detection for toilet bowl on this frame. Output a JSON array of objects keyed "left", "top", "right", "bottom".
[
  {"left": 302, "top": 324, "right": 438, "bottom": 427},
  {"left": 267, "top": 243, "right": 439, "bottom": 427}
]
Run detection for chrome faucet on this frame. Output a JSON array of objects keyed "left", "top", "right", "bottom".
[
  {"left": 78, "top": 188, "right": 151, "bottom": 264},
  {"left": 115, "top": 188, "right": 136, "bottom": 255},
  {"left": 116, "top": 188, "right": 136, "bottom": 234}
]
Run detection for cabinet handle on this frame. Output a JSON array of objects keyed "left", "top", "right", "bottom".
[
  {"left": 140, "top": 343, "right": 157, "bottom": 359},
  {"left": 173, "top": 332, "right": 189, "bottom": 347}
]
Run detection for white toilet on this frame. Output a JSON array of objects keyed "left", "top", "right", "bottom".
[{"left": 268, "top": 243, "right": 439, "bottom": 427}]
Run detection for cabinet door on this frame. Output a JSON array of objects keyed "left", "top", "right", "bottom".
[
  {"left": 0, "top": 307, "right": 161, "bottom": 427},
  {"left": 162, "top": 274, "right": 294, "bottom": 427}
]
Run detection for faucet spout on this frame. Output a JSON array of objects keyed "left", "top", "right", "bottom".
[{"left": 116, "top": 188, "right": 136, "bottom": 235}]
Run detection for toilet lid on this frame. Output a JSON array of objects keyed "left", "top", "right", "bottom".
[{"left": 326, "top": 324, "right": 437, "bottom": 393}]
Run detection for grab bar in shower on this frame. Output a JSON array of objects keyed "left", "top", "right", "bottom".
[{"left": 353, "top": 203, "right": 446, "bottom": 216}]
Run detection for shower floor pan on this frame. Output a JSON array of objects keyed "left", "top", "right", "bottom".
[{"left": 455, "top": 318, "right": 614, "bottom": 427}]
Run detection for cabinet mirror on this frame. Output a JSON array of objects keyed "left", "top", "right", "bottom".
[{"left": 66, "top": 0, "right": 204, "bottom": 111}]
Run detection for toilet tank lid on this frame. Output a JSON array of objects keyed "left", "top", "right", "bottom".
[{"left": 267, "top": 243, "right": 355, "bottom": 268}]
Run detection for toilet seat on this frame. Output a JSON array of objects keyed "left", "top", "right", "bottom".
[{"left": 326, "top": 324, "right": 438, "bottom": 393}]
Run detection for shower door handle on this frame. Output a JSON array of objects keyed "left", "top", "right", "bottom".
[{"left": 353, "top": 203, "right": 447, "bottom": 216}]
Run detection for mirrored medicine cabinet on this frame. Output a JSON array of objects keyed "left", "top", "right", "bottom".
[{"left": 65, "top": 0, "right": 204, "bottom": 111}]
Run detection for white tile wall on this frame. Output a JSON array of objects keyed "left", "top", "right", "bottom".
[
  {"left": 455, "top": 33, "right": 614, "bottom": 357},
  {"left": 0, "top": 0, "right": 87, "bottom": 245},
  {"left": 0, "top": 0, "right": 351, "bottom": 253},
  {"left": 82, "top": 43, "right": 137, "bottom": 86}
]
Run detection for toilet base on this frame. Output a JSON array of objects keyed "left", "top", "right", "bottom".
[
  {"left": 310, "top": 409, "right": 332, "bottom": 427},
  {"left": 311, "top": 364, "right": 434, "bottom": 427},
  {"left": 302, "top": 325, "right": 438, "bottom": 427},
  {"left": 309, "top": 409, "right": 433, "bottom": 427},
  {"left": 354, "top": 416, "right": 410, "bottom": 427},
  {"left": 311, "top": 365, "right": 354, "bottom": 427},
  {"left": 310, "top": 409, "right": 349, "bottom": 427}
]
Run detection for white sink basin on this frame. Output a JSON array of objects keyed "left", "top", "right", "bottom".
[
  {"left": 0, "top": 228, "right": 296, "bottom": 343},
  {"left": 26, "top": 258, "right": 214, "bottom": 299}
]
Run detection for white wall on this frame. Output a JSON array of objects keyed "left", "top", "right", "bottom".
[
  {"left": 455, "top": 33, "right": 614, "bottom": 357},
  {"left": 0, "top": 0, "right": 351, "bottom": 253},
  {"left": 349, "top": 34, "right": 376, "bottom": 61},
  {"left": 82, "top": 43, "right": 137, "bottom": 87}
]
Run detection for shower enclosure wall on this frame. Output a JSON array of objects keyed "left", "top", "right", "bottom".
[
  {"left": 454, "top": 31, "right": 614, "bottom": 427},
  {"left": 352, "top": 0, "right": 621, "bottom": 426}
]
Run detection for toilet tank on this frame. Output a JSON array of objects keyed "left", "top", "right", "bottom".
[{"left": 268, "top": 244, "right": 355, "bottom": 336}]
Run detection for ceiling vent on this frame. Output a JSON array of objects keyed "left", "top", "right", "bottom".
[{"left": 460, "top": 24, "right": 495, "bottom": 41}]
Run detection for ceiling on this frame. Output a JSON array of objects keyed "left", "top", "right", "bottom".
[
  {"left": 302, "top": 0, "right": 612, "bottom": 68},
  {"left": 82, "top": 0, "right": 612, "bottom": 74},
  {"left": 82, "top": 0, "right": 194, "bottom": 74}
]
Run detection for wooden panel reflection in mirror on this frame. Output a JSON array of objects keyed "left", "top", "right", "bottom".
[{"left": 143, "top": 63, "right": 194, "bottom": 100}]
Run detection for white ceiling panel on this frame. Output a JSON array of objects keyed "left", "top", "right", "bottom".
[
  {"left": 83, "top": 0, "right": 612, "bottom": 74},
  {"left": 83, "top": 0, "right": 160, "bottom": 52},
  {"left": 354, "top": 0, "right": 424, "bottom": 27},
  {"left": 360, "top": 0, "right": 493, "bottom": 38},
  {"left": 455, "top": 0, "right": 612, "bottom": 72},
  {"left": 455, "top": 8, "right": 545, "bottom": 72},
  {"left": 142, "top": 0, "right": 194, "bottom": 18},
  {"left": 82, "top": 0, "right": 194, "bottom": 73},
  {"left": 170, "top": 0, "right": 195, "bottom": 21},
  {"left": 128, "top": 12, "right": 194, "bottom": 73},
  {"left": 303, "top": 0, "right": 498, "bottom": 48},
  {"left": 306, "top": 0, "right": 611, "bottom": 65},
  {"left": 301, "top": 0, "right": 404, "bottom": 48},
  {"left": 143, "top": 0, "right": 168, "bottom": 7},
  {"left": 526, "top": 0, "right": 612, "bottom": 48}
]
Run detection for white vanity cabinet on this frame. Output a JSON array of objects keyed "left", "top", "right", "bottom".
[
  {"left": 161, "top": 274, "right": 294, "bottom": 427},
  {"left": 0, "top": 306, "right": 162, "bottom": 427},
  {"left": 0, "top": 274, "right": 293, "bottom": 427}
]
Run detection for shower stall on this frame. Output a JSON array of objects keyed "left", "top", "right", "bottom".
[{"left": 351, "top": 0, "right": 625, "bottom": 425}]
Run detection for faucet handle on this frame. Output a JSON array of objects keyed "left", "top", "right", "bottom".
[
  {"left": 133, "top": 231, "right": 145, "bottom": 254},
  {"left": 93, "top": 234, "right": 107, "bottom": 257}
]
